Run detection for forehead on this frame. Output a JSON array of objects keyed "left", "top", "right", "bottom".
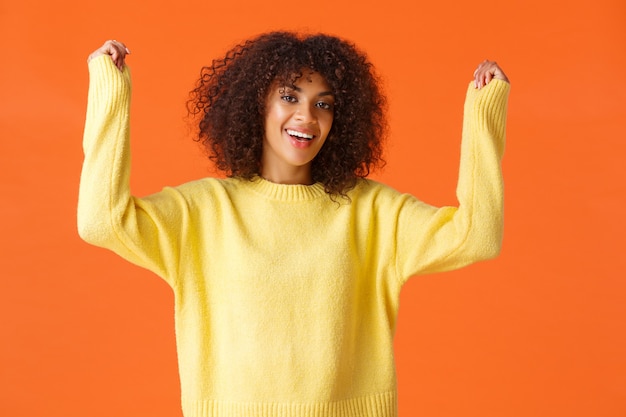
[{"left": 276, "top": 69, "right": 331, "bottom": 90}]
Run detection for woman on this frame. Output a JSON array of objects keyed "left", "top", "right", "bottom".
[{"left": 79, "top": 32, "right": 510, "bottom": 417}]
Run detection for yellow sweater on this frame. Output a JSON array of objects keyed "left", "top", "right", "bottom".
[{"left": 78, "top": 55, "right": 509, "bottom": 417}]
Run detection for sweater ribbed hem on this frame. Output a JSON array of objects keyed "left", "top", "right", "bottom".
[{"left": 182, "top": 391, "right": 397, "bottom": 417}]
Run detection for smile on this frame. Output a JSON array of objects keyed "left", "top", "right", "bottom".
[{"left": 286, "top": 129, "right": 315, "bottom": 141}]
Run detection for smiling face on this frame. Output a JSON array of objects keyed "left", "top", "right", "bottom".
[{"left": 260, "top": 70, "right": 335, "bottom": 185}]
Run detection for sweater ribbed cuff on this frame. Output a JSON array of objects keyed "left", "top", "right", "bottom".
[
  {"left": 87, "top": 54, "right": 132, "bottom": 116},
  {"left": 465, "top": 79, "right": 510, "bottom": 157}
]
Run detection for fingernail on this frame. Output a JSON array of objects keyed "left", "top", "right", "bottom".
[{"left": 125, "top": 48, "right": 131, "bottom": 54}]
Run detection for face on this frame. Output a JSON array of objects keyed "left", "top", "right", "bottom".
[{"left": 261, "top": 70, "right": 334, "bottom": 185}]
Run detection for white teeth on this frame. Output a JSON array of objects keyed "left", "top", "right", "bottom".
[{"left": 286, "top": 129, "right": 314, "bottom": 140}]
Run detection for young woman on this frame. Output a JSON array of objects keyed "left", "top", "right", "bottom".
[{"left": 79, "top": 32, "right": 510, "bottom": 417}]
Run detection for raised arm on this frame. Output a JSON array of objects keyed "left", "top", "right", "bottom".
[
  {"left": 77, "top": 41, "right": 183, "bottom": 285},
  {"left": 394, "top": 61, "right": 510, "bottom": 282}
]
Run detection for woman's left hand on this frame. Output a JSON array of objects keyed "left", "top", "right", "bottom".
[
  {"left": 87, "top": 40, "right": 131, "bottom": 72},
  {"left": 473, "top": 60, "right": 509, "bottom": 89}
]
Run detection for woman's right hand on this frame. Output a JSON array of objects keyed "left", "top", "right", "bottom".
[
  {"left": 473, "top": 60, "right": 509, "bottom": 89},
  {"left": 87, "top": 40, "right": 130, "bottom": 71}
]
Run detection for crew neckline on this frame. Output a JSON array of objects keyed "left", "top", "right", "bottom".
[{"left": 243, "top": 176, "right": 328, "bottom": 201}]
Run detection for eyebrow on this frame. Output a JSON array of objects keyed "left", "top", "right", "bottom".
[{"left": 289, "top": 85, "right": 334, "bottom": 97}]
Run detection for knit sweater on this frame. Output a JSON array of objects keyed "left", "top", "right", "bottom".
[{"left": 78, "top": 55, "right": 510, "bottom": 417}]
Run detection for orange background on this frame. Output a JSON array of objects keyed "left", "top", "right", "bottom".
[{"left": 1, "top": 0, "right": 625, "bottom": 416}]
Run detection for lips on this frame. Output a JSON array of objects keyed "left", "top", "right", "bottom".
[{"left": 286, "top": 128, "right": 315, "bottom": 141}]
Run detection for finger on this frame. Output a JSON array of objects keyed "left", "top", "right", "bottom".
[
  {"left": 474, "top": 68, "right": 480, "bottom": 88},
  {"left": 107, "top": 40, "right": 129, "bottom": 71},
  {"left": 110, "top": 39, "right": 128, "bottom": 54},
  {"left": 474, "top": 60, "right": 506, "bottom": 88},
  {"left": 485, "top": 70, "right": 493, "bottom": 85},
  {"left": 87, "top": 39, "right": 131, "bottom": 71},
  {"left": 114, "top": 56, "right": 123, "bottom": 71},
  {"left": 474, "top": 60, "right": 488, "bottom": 88},
  {"left": 484, "top": 61, "right": 509, "bottom": 84},
  {"left": 492, "top": 65, "right": 509, "bottom": 83},
  {"left": 109, "top": 49, "right": 121, "bottom": 69}
]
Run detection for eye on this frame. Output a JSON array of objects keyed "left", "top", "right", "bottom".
[
  {"left": 280, "top": 95, "right": 297, "bottom": 103},
  {"left": 315, "top": 101, "right": 333, "bottom": 111}
]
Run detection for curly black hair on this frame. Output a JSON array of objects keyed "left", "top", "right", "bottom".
[{"left": 187, "top": 31, "right": 387, "bottom": 196}]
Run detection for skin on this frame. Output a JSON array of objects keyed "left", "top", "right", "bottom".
[
  {"left": 261, "top": 73, "right": 335, "bottom": 185},
  {"left": 88, "top": 40, "right": 130, "bottom": 71},
  {"left": 473, "top": 59, "right": 509, "bottom": 88},
  {"left": 87, "top": 40, "right": 510, "bottom": 185}
]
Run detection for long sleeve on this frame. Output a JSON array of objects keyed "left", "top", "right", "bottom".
[
  {"left": 394, "top": 79, "right": 510, "bottom": 282},
  {"left": 77, "top": 55, "right": 183, "bottom": 285}
]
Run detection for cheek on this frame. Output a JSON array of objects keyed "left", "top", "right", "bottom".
[
  {"left": 263, "top": 111, "right": 277, "bottom": 134},
  {"left": 264, "top": 105, "right": 288, "bottom": 130},
  {"left": 322, "top": 115, "right": 334, "bottom": 135}
]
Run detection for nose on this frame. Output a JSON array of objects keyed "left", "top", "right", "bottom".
[{"left": 295, "top": 104, "right": 316, "bottom": 123}]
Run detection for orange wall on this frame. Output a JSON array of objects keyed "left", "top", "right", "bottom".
[{"left": 1, "top": 0, "right": 625, "bottom": 416}]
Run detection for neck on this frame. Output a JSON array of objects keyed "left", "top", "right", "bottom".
[{"left": 260, "top": 165, "right": 314, "bottom": 185}]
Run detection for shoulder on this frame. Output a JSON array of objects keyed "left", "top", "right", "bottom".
[
  {"left": 171, "top": 176, "right": 245, "bottom": 198},
  {"left": 350, "top": 178, "right": 425, "bottom": 207}
]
